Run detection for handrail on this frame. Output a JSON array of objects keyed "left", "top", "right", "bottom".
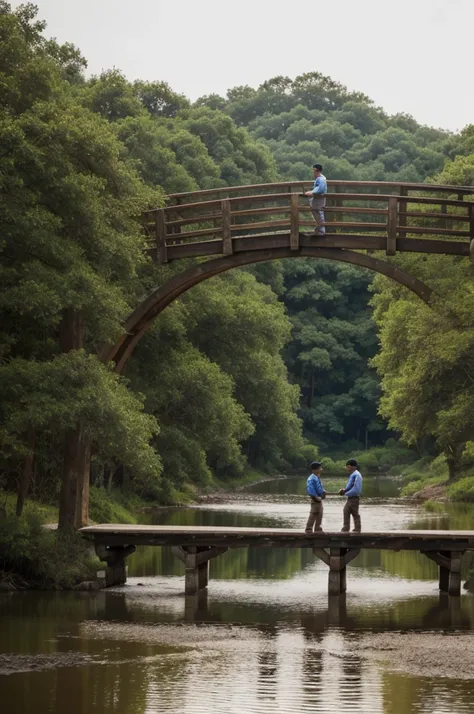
[
  {"left": 145, "top": 182, "right": 474, "bottom": 265},
  {"left": 168, "top": 180, "right": 474, "bottom": 204}
]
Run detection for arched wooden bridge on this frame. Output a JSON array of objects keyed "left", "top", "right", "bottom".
[{"left": 103, "top": 180, "right": 474, "bottom": 371}]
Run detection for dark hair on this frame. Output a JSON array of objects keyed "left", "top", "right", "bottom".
[
  {"left": 311, "top": 461, "right": 322, "bottom": 469},
  {"left": 312, "top": 163, "right": 323, "bottom": 171},
  {"left": 346, "top": 459, "right": 358, "bottom": 467}
]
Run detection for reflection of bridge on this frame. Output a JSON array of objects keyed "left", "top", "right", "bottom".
[
  {"left": 81, "top": 525, "right": 474, "bottom": 597},
  {"left": 104, "top": 181, "right": 474, "bottom": 371}
]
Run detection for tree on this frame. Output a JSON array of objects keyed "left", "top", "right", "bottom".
[{"left": 0, "top": 3, "right": 161, "bottom": 527}]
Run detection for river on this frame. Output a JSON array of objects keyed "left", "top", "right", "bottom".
[{"left": 1, "top": 475, "right": 474, "bottom": 714}]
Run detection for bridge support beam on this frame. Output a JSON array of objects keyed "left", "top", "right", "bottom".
[
  {"left": 313, "top": 547, "right": 361, "bottom": 595},
  {"left": 172, "top": 546, "right": 228, "bottom": 595},
  {"left": 422, "top": 550, "right": 463, "bottom": 596},
  {"left": 95, "top": 544, "right": 136, "bottom": 587}
]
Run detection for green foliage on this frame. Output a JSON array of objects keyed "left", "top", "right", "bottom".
[
  {"left": 203, "top": 73, "right": 454, "bottom": 183},
  {"left": 0, "top": 512, "right": 100, "bottom": 588},
  {"left": 322, "top": 441, "right": 416, "bottom": 474},
  {"left": 0, "top": 351, "right": 162, "bottom": 495},
  {"left": 88, "top": 487, "right": 138, "bottom": 524},
  {"left": 446, "top": 468, "right": 474, "bottom": 502}
]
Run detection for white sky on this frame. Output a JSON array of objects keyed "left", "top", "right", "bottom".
[{"left": 14, "top": 0, "right": 474, "bottom": 132}]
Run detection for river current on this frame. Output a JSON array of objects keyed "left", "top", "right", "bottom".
[{"left": 1, "top": 475, "right": 474, "bottom": 714}]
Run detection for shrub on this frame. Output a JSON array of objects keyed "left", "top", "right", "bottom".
[
  {"left": 0, "top": 513, "right": 100, "bottom": 588},
  {"left": 446, "top": 477, "right": 474, "bottom": 502}
]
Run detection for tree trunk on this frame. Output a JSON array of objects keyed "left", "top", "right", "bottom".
[
  {"left": 57, "top": 309, "right": 91, "bottom": 531},
  {"left": 16, "top": 428, "right": 36, "bottom": 517},
  {"left": 445, "top": 443, "right": 465, "bottom": 482}
]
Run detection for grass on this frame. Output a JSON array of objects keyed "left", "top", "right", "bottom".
[{"left": 89, "top": 486, "right": 140, "bottom": 524}]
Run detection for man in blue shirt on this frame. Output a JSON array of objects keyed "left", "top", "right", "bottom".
[
  {"left": 305, "top": 461, "right": 327, "bottom": 533},
  {"left": 339, "top": 459, "right": 363, "bottom": 532},
  {"left": 304, "top": 163, "right": 327, "bottom": 235}
]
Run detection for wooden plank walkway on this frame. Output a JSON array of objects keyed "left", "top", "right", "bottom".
[{"left": 81, "top": 525, "right": 474, "bottom": 597}]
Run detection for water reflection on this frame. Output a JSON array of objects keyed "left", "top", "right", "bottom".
[{"left": 2, "top": 476, "right": 474, "bottom": 714}]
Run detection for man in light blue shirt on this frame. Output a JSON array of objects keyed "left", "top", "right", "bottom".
[
  {"left": 304, "top": 163, "right": 327, "bottom": 235},
  {"left": 339, "top": 459, "right": 363, "bottom": 532},
  {"left": 305, "top": 461, "right": 327, "bottom": 533}
]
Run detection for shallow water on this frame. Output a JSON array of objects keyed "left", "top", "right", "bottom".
[{"left": 1, "top": 475, "right": 474, "bottom": 714}]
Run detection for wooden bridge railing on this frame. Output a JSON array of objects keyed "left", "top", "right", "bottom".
[{"left": 144, "top": 181, "right": 474, "bottom": 264}]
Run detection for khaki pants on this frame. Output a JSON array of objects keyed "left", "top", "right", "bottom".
[
  {"left": 309, "top": 196, "right": 326, "bottom": 235},
  {"left": 342, "top": 497, "right": 361, "bottom": 532},
  {"left": 305, "top": 500, "right": 323, "bottom": 532}
]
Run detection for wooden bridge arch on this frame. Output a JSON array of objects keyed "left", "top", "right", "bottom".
[{"left": 102, "top": 180, "right": 474, "bottom": 373}]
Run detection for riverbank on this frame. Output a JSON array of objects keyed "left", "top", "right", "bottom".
[{"left": 399, "top": 457, "right": 474, "bottom": 503}]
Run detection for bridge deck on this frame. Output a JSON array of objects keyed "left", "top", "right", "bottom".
[{"left": 81, "top": 525, "right": 474, "bottom": 551}]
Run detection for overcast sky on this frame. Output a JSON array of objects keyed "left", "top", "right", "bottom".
[{"left": 14, "top": 0, "right": 474, "bottom": 132}]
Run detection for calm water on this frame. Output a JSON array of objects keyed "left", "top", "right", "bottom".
[{"left": 1, "top": 475, "right": 474, "bottom": 714}]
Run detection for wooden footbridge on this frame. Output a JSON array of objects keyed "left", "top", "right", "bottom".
[
  {"left": 81, "top": 525, "right": 474, "bottom": 597},
  {"left": 102, "top": 180, "right": 474, "bottom": 372},
  {"left": 148, "top": 180, "right": 474, "bottom": 265}
]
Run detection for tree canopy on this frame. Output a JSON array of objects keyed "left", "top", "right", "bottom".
[{"left": 2, "top": 2, "right": 474, "bottom": 526}]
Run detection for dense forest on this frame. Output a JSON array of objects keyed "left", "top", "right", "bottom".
[{"left": 1, "top": 2, "right": 474, "bottom": 532}]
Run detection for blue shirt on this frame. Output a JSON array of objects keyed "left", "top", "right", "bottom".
[
  {"left": 312, "top": 174, "right": 327, "bottom": 195},
  {"left": 344, "top": 470, "right": 363, "bottom": 498},
  {"left": 307, "top": 473, "right": 325, "bottom": 499}
]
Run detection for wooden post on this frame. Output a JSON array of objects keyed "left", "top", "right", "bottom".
[
  {"left": 328, "top": 548, "right": 346, "bottom": 595},
  {"left": 95, "top": 544, "right": 136, "bottom": 587},
  {"left": 171, "top": 545, "right": 227, "bottom": 594},
  {"left": 439, "top": 562, "right": 450, "bottom": 592},
  {"left": 313, "top": 547, "right": 360, "bottom": 596},
  {"left": 290, "top": 193, "right": 300, "bottom": 250},
  {"left": 155, "top": 209, "right": 168, "bottom": 264},
  {"left": 221, "top": 198, "right": 233, "bottom": 255},
  {"left": 469, "top": 204, "right": 474, "bottom": 263},
  {"left": 185, "top": 561, "right": 209, "bottom": 595},
  {"left": 399, "top": 186, "right": 407, "bottom": 234},
  {"left": 423, "top": 550, "right": 463, "bottom": 596},
  {"left": 448, "top": 552, "right": 462, "bottom": 596},
  {"left": 386, "top": 196, "right": 397, "bottom": 256},
  {"left": 440, "top": 202, "right": 447, "bottom": 230}
]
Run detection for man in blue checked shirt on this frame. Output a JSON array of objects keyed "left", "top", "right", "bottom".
[
  {"left": 339, "top": 459, "right": 363, "bottom": 532},
  {"left": 304, "top": 163, "right": 327, "bottom": 235},
  {"left": 305, "top": 461, "right": 327, "bottom": 533}
]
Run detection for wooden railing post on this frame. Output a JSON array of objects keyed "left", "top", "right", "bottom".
[
  {"left": 221, "top": 198, "right": 233, "bottom": 255},
  {"left": 386, "top": 196, "right": 397, "bottom": 256},
  {"left": 155, "top": 209, "right": 168, "bottom": 264},
  {"left": 440, "top": 202, "right": 447, "bottom": 230},
  {"left": 469, "top": 203, "right": 474, "bottom": 263},
  {"left": 290, "top": 193, "right": 300, "bottom": 251},
  {"left": 399, "top": 186, "right": 407, "bottom": 236}
]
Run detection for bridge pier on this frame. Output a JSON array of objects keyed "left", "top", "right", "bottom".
[
  {"left": 422, "top": 550, "right": 463, "bottom": 596},
  {"left": 95, "top": 544, "right": 136, "bottom": 587},
  {"left": 313, "top": 547, "right": 361, "bottom": 595},
  {"left": 171, "top": 546, "right": 228, "bottom": 595}
]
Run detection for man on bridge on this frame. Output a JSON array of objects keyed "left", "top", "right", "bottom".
[
  {"left": 305, "top": 461, "right": 327, "bottom": 533},
  {"left": 304, "top": 163, "right": 327, "bottom": 235},
  {"left": 339, "top": 459, "right": 363, "bottom": 532}
]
